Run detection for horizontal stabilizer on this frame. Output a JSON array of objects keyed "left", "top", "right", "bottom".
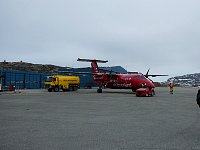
[{"left": 77, "top": 58, "right": 108, "bottom": 63}]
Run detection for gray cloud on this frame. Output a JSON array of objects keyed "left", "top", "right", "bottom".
[{"left": 0, "top": 0, "right": 200, "bottom": 81}]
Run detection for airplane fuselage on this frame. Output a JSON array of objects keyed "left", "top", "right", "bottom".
[{"left": 93, "top": 73, "right": 155, "bottom": 91}]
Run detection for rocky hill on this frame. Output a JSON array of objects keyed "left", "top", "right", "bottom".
[
  {"left": 0, "top": 61, "right": 64, "bottom": 73},
  {"left": 0, "top": 61, "right": 127, "bottom": 74},
  {"left": 167, "top": 73, "right": 200, "bottom": 87}
]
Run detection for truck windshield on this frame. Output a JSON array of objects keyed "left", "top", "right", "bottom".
[{"left": 45, "top": 77, "right": 53, "bottom": 82}]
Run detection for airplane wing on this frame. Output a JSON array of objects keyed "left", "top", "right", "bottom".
[
  {"left": 99, "top": 68, "right": 119, "bottom": 74},
  {"left": 59, "top": 71, "right": 93, "bottom": 75},
  {"left": 59, "top": 71, "right": 105, "bottom": 76},
  {"left": 145, "top": 74, "right": 168, "bottom": 77},
  {"left": 145, "top": 68, "right": 168, "bottom": 77}
]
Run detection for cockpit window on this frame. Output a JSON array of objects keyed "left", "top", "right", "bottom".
[
  {"left": 45, "top": 77, "right": 52, "bottom": 82},
  {"left": 45, "top": 77, "right": 56, "bottom": 82}
]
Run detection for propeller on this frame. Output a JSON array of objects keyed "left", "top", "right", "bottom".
[{"left": 145, "top": 68, "right": 150, "bottom": 78}]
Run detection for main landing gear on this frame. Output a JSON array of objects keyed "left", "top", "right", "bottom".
[
  {"left": 97, "top": 85, "right": 103, "bottom": 93},
  {"left": 97, "top": 88, "right": 102, "bottom": 93}
]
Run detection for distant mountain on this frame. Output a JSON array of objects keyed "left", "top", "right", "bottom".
[{"left": 167, "top": 73, "right": 200, "bottom": 87}]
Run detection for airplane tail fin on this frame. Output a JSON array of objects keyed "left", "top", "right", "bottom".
[{"left": 77, "top": 58, "right": 108, "bottom": 73}]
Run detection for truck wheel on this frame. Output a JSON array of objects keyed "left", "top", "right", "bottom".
[
  {"left": 48, "top": 88, "right": 52, "bottom": 92},
  {"left": 62, "top": 89, "right": 67, "bottom": 92},
  {"left": 97, "top": 89, "right": 102, "bottom": 93},
  {"left": 69, "top": 86, "right": 73, "bottom": 91},
  {"left": 73, "top": 87, "right": 78, "bottom": 91},
  {"left": 54, "top": 86, "right": 59, "bottom": 92}
]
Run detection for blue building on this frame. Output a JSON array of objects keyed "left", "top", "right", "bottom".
[
  {"left": 0, "top": 70, "right": 51, "bottom": 89},
  {"left": 0, "top": 66, "right": 127, "bottom": 89}
]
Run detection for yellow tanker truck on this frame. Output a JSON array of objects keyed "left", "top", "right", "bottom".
[{"left": 44, "top": 75, "right": 80, "bottom": 92}]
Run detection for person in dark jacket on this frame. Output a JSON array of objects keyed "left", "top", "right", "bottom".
[{"left": 197, "top": 89, "right": 200, "bottom": 108}]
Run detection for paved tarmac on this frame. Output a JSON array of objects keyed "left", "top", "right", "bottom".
[{"left": 0, "top": 87, "right": 200, "bottom": 150}]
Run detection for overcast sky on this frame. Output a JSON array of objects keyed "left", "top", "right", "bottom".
[{"left": 0, "top": 0, "right": 200, "bottom": 81}]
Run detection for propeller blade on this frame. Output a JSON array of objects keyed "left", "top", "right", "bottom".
[{"left": 145, "top": 68, "right": 150, "bottom": 78}]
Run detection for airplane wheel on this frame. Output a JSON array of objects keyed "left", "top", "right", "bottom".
[
  {"left": 97, "top": 89, "right": 102, "bottom": 93},
  {"left": 148, "top": 94, "right": 153, "bottom": 97}
]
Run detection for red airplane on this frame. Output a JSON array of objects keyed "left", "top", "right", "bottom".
[{"left": 77, "top": 58, "right": 167, "bottom": 94}]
